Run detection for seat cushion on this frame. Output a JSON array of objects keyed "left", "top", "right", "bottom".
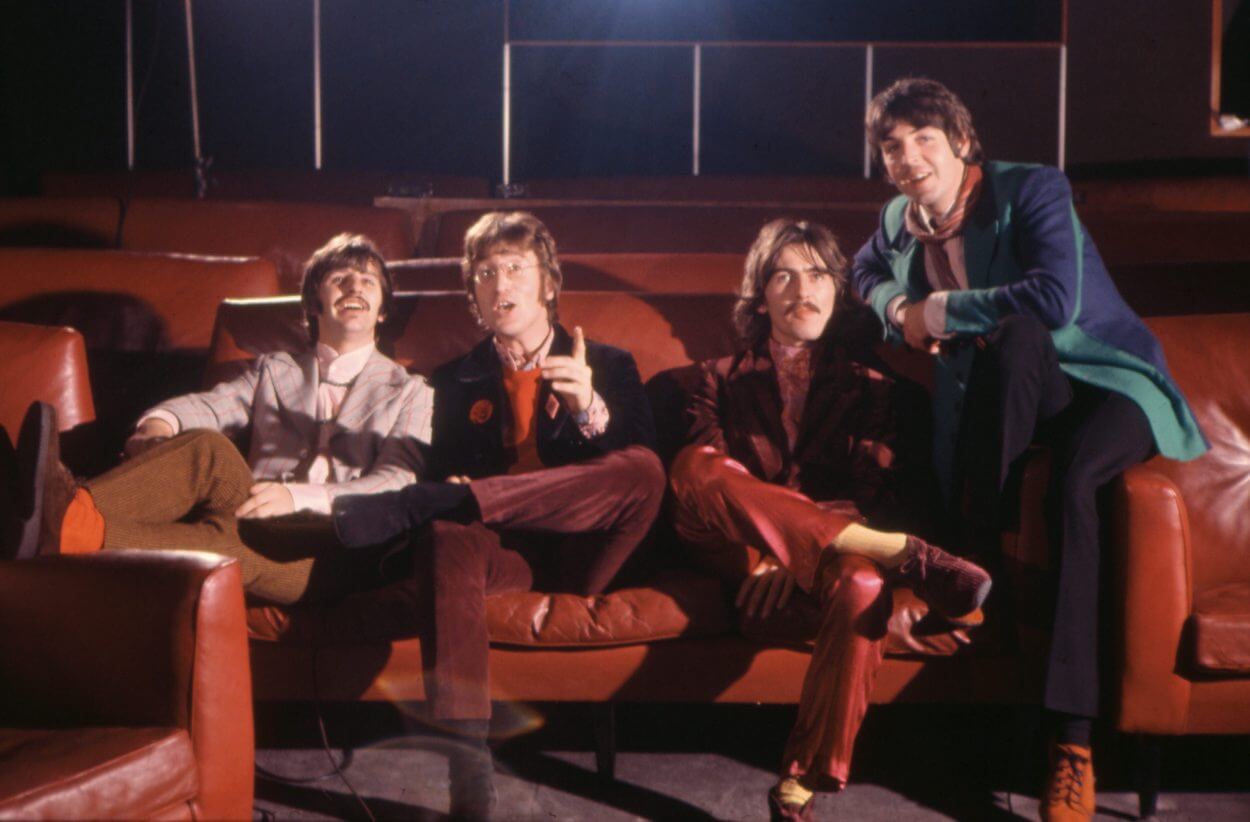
[
  {"left": 0, "top": 727, "right": 197, "bottom": 820},
  {"left": 485, "top": 569, "right": 731, "bottom": 647},
  {"left": 1190, "top": 583, "right": 1250, "bottom": 674}
]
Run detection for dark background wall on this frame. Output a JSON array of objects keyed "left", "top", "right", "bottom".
[{"left": 1, "top": 0, "right": 1245, "bottom": 195}]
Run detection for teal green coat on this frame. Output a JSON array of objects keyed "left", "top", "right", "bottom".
[{"left": 851, "top": 161, "right": 1207, "bottom": 492}]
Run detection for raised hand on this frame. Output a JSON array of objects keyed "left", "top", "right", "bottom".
[{"left": 541, "top": 325, "right": 594, "bottom": 415}]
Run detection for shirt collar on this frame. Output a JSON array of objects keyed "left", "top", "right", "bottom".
[
  {"left": 316, "top": 341, "right": 376, "bottom": 387},
  {"left": 493, "top": 326, "right": 555, "bottom": 372},
  {"left": 768, "top": 337, "right": 814, "bottom": 363}
]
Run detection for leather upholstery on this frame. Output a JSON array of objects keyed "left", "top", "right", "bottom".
[
  {"left": 0, "top": 551, "right": 254, "bottom": 820},
  {"left": 1113, "top": 314, "right": 1250, "bottom": 734},
  {"left": 120, "top": 198, "right": 415, "bottom": 288},
  {"left": 0, "top": 196, "right": 121, "bottom": 247},
  {"left": 0, "top": 728, "right": 197, "bottom": 820},
  {"left": 0, "top": 321, "right": 94, "bottom": 437},
  {"left": 1191, "top": 583, "right": 1250, "bottom": 674},
  {"left": 0, "top": 249, "right": 279, "bottom": 350},
  {"left": 1073, "top": 176, "right": 1250, "bottom": 212}
]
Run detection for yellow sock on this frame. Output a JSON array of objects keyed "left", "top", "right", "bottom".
[
  {"left": 831, "top": 523, "right": 908, "bottom": 567},
  {"left": 775, "top": 777, "right": 814, "bottom": 806}
]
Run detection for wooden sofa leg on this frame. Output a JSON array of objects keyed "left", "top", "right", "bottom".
[
  {"left": 592, "top": 703, "right": 617, "bottom": 781},
  {"left": 1134, "top": 733, "right": 1161, "bottom": 819}
]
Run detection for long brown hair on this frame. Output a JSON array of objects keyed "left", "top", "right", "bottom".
[{"left": 733, "top": 219, "right": 849, "bottom": 348}]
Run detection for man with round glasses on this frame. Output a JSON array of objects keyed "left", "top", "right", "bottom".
[{"left": 329, "top": 211, "right": 665, "bottom": 820}]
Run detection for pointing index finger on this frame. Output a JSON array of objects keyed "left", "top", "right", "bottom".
[{"left": 572, "top": 325, "right": 587, "bottom": 364}]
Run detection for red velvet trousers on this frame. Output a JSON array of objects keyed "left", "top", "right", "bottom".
[
  {"left": 421, "top": 445, "right": 666, "bottom": 720},
  {"left": 668, "top": 445, "right": 892, "bottom": 790}
]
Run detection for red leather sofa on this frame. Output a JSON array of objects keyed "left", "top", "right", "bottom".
[
  {"left": 213, "top": 293, "right": 1044, "bottom": 763},
  {"left": 0, "top": 550, "right": 254, "bottom": 820},
  {"left": 1110, "top": 313, "right": 1250, "bottom": 813}
]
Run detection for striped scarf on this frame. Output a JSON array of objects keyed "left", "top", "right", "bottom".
[{"left": 904, "top": 163, "right": 983, "bottom": 292}]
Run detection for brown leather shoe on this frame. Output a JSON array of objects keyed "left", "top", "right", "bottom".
[
  {"left": 887, "top": 535, "right": 992, "bottom": 620},
  {"left": 1040, "top": 743, "right": 1096, "bottom": 821},
  {"left": 768, "top": 785, "right": 816, "bottom": 821},
  {"left": 11, "top": 402, "right": 77, "bottom": 560}
]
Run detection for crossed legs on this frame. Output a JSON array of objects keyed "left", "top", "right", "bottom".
[{"left": 668, "top": 444, "right": 891, "bottom": 791}]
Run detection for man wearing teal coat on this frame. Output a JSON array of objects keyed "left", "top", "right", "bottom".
[{"left": 851, "top": 78, "right": 1206, "bottom": 822}]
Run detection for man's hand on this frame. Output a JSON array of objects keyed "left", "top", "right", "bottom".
[
  {"left": 899, "top": 299, "right": 934, "bottom": 351},
  {"left": 236, "top": 481, "right": 295, "bottom": 519},
  {"left": 736, "top": 556, "right": 796, "bottom": 620},
  {"left": 123, "top": 417, "right": 175, "bottom": 460},
  {"left": 447, "top": 475, "right": 472, "bottom": 485},
  {"left": 541, "top": 325, "right": 594, "bottom": 415}
]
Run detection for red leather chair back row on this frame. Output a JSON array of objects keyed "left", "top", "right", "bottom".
[
  {"left": 0, "top": 249, "right": 280, "bottom": 351},
  {"left": 0, "top": 196, "right": 416, "bottom": 290},
  {"left": 119, "top": 199, "right": 415, "bottom": 288},
  {"left": 1074, "top": 177, "right": 1250, "bottom": 212},
  {"left": 0, "top": 321, "right": 94, "bottom": 438},
  {"left": 0, "top": 197, "right": 120, "bottom": 247}
]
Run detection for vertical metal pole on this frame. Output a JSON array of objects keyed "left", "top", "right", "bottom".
[
  {"left": 1057, "top": 45, "right": 1067, "bottom": 171},
  {"left": 862, "top": 45, "right": 874, "bottom": 179},
  {"left": 313, "top": 0, "right": 323, "bottom": 169},
  {"left": 183, "top": 0, "right": 202, "bottom": 163},
  {"left": 692, "top": 43, "right": 702, "bottom": 176},
  {"left": 502, "top": 42, "right": 512, "bottom": 186},
  {"left": 125, "top": 0, "right": 135, "bottom": 169}
]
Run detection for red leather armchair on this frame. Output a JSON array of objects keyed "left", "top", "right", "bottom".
[
  {"left": 0, "top": 550, "right": 254, "bottom": 820},
  {"left": 1111, "top": 313, "right": 1250, "bottom": 813}
]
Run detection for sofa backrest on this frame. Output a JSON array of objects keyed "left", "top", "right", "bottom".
[
  {"left": 120, "top": 199, "right": 416, "bottom": 288},
  {"left": 208, "top": 291, "right": 739, "bottom": 383},
  {"left": 0, "top": 197, "right": 121, "bottom": 248},
  {"left": 1143, "top": 313, "right": 1250, "bottom": 593}
]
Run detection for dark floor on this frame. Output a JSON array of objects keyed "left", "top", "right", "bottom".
[{"left": 252, "top": 701, "right": 1250, "bottom": 821}]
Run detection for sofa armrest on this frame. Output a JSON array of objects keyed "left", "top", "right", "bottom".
[
  {"left": 1110, "top": 464, "right": 1193, "bottom": 734},
  {"left": 0, "top": 550, "right": 253, "bottom": 820}
]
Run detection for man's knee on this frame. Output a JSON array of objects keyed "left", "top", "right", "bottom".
[
  {"left": 818, "top": 554, "right": 887, "bottom": 611},
  {"left": 985, "top": 314, "right": 1055, "bottom": 371},
  {"left": 670, "top": 444, "right": 736, "bottom": 499}
]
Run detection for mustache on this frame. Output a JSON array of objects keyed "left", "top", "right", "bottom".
[
  {"left": 334, "top": 296, "right": 370, "bottom": 310},
  {"left": 785, "top": 300, "right": 822, "bottom": 315}
]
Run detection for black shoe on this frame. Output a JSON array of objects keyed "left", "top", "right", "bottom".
[
  {"left": 332, "top": 481, "right": 476, "bottom": 548},
  {"left": 448, "top": 743, "right": 497, "bottom": 821},
  {"left": 10, "top": 402, "right": 76, "bottom": 561}
]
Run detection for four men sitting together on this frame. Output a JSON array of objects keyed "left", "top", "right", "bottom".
[{"left": 0, "top": 78, "right": 1206, "bottom": 822}]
